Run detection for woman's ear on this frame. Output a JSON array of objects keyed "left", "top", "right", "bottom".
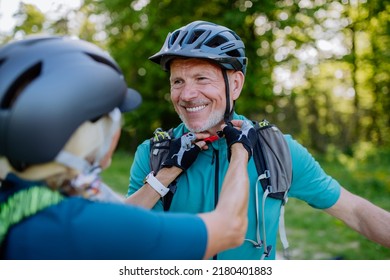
[{"left": 230, "top": 71, "right": 245, "bottom": 101}]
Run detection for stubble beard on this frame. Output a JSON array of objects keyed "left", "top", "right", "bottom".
[{"left": 178, "top": 109, "right": 225, "bottom": 133}]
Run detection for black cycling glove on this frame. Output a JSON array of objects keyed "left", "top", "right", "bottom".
[
  {"left": 161, "top": 132, "right": 201, "bottom": 171},
  {"left": 222, "top": 120, "right": 257, "bottom": 161}
]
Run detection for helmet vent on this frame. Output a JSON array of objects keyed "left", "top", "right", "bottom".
[
  {"left": 226, "top": 49, "right": 241, "bottom": 58},
  {"left": 169, "top": 30, "right": 181, "bottom": 46},
  {"left": 1, "top": 62, "right": 42, "bottom": 109},
  {"left": 189, "top": 30, "right": 206, "bottom": 45},
  {"left": 205, "top": 35, "right": 227, "bottom": 48},
  {"left": 85, "top": 52, "right": 121, "bottom": 74}
]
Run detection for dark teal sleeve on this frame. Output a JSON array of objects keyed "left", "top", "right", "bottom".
[
  {"left": 127, "top": 139, "right": 164, "bottom": 211},
  {"left": 5, "top": 198, "right": 208, "bottom": 260},
  {"left": 127, "top": 139, "right": 150, "bottom": 197}
]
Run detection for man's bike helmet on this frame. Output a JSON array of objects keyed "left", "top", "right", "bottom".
[
  {"left": 0, "top": 35, "right": 142, "bottom": 171},
  {"left": 149, "top": 20, "right": 247, "bottom": 75}
]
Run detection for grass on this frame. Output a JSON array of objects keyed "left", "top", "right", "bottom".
[
  {"left": 100, "top": 150, "right": 133, "bottom": 196},
  {"left": 280, "top": 149, "right": 390, "bottom": 260},
  {"left": 102, "top": 148, "right": 390, "bottom": 260}
]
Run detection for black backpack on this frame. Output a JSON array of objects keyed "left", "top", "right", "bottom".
[{"left": 148, "top": 120, "right": 292, "bottom": 259}]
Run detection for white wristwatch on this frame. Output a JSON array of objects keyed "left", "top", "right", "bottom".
[{"left": 144, "top": 171, "right": 169, "bottom": 197}]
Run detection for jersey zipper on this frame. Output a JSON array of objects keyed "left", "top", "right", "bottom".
[{"left": 212, "top": 148, "right": 219, "bottom": 260}]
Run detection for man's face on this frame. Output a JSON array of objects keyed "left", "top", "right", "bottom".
[{"left": 169, "top": 58, "right": 231, "bottom": 134}]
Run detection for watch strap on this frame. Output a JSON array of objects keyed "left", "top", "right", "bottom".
[{"left": 145, "top": 172, "right": 169, "bottom": 197}]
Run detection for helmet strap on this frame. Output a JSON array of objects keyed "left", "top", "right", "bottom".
[
  {"left": 222, "top": 69, "right": 234, "bottom": 123},
  {"left": 55, "top": 150, "right": 93, "bottom": 174}
]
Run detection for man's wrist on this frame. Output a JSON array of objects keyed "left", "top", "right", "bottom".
[
  {"left": 231, "top": 142, "right": 245, "bottom": 151},
  {"left": 231, "top": 143, "right": 249, "bottom": 160},
  {"left": 158, "top": 166, "right": 183, "bottom": 179}
]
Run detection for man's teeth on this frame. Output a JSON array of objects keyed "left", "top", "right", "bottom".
[{"left": 186, "top": 105, "right": 206, "bottom": 112}]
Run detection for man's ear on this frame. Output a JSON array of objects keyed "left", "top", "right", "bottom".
[{"left": 230, "top": 71, "right": 245, "bottom": 101}]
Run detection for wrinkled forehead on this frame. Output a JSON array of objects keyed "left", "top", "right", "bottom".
[
  {"left": 170, "top": 57, "right": 222, "bottom": 72},
  {"left": 169, "top": 58, "right": 223, "bottom": 75}
]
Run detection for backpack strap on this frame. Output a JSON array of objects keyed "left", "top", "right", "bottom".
[
  {"left": 248, "top": 119, "right": 292, "bottom": 259},
  {"left": 253, "top": 120, "right": 292, "bottom": 200},
  {"left": 0, "top": 186, "right": 64, "bottom": 245},
  {"left": 149, "top": 127, "right": 176, "bottom": 211}
]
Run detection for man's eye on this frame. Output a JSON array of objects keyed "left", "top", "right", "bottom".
[
  {"left": 171, "top": 80, "right": 183, "bottom": 89},
  {"left": 171, "top": 80, "right": 181, "bottom": 86},
  {"left": 197, "top": 77, "right": 210, "bottom": 83}
]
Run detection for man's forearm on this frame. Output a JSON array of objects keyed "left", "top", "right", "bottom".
[
  {"left": 326, "top": 187, "right": 390, "bottom": 248},
  {"left": 126, "top": 167, "right": 182, "bottom": 208}
]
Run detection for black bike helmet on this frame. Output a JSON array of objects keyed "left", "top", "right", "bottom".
[
  {"left": 149, "top": 20, "right": 247, "bottom": 74},
  {"left": 0, "top": 35, "right": 142, "bottom": 171}
]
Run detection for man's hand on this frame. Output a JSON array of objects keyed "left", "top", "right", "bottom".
[
  {"left": 221, "top": 120, "right": 257, "bottom": 161},
  {"left": 161, "top": 133, "right": 201, "bottom": 171}
]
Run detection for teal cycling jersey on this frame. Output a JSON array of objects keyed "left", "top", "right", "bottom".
[{"left": 128, "top": 113, "right": 341, "bottom": 260}]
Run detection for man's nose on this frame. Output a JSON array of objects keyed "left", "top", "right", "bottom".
[{"left": 180, "top": 83, "right": 198, "bottom": 100}]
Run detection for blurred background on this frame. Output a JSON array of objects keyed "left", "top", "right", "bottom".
[{"left": 1, "top": 0, "right": 389, "bottom": 259}]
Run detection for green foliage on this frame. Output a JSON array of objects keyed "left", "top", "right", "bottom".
[
  {"left": 13, "top": 4, "right": 45, "bottom": 34},
  {"left": 100, "top": 150, "right": 133, "bottom": 195},
  {"left": 321, "top": 144, "right": 390, "bottom": 196}
]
